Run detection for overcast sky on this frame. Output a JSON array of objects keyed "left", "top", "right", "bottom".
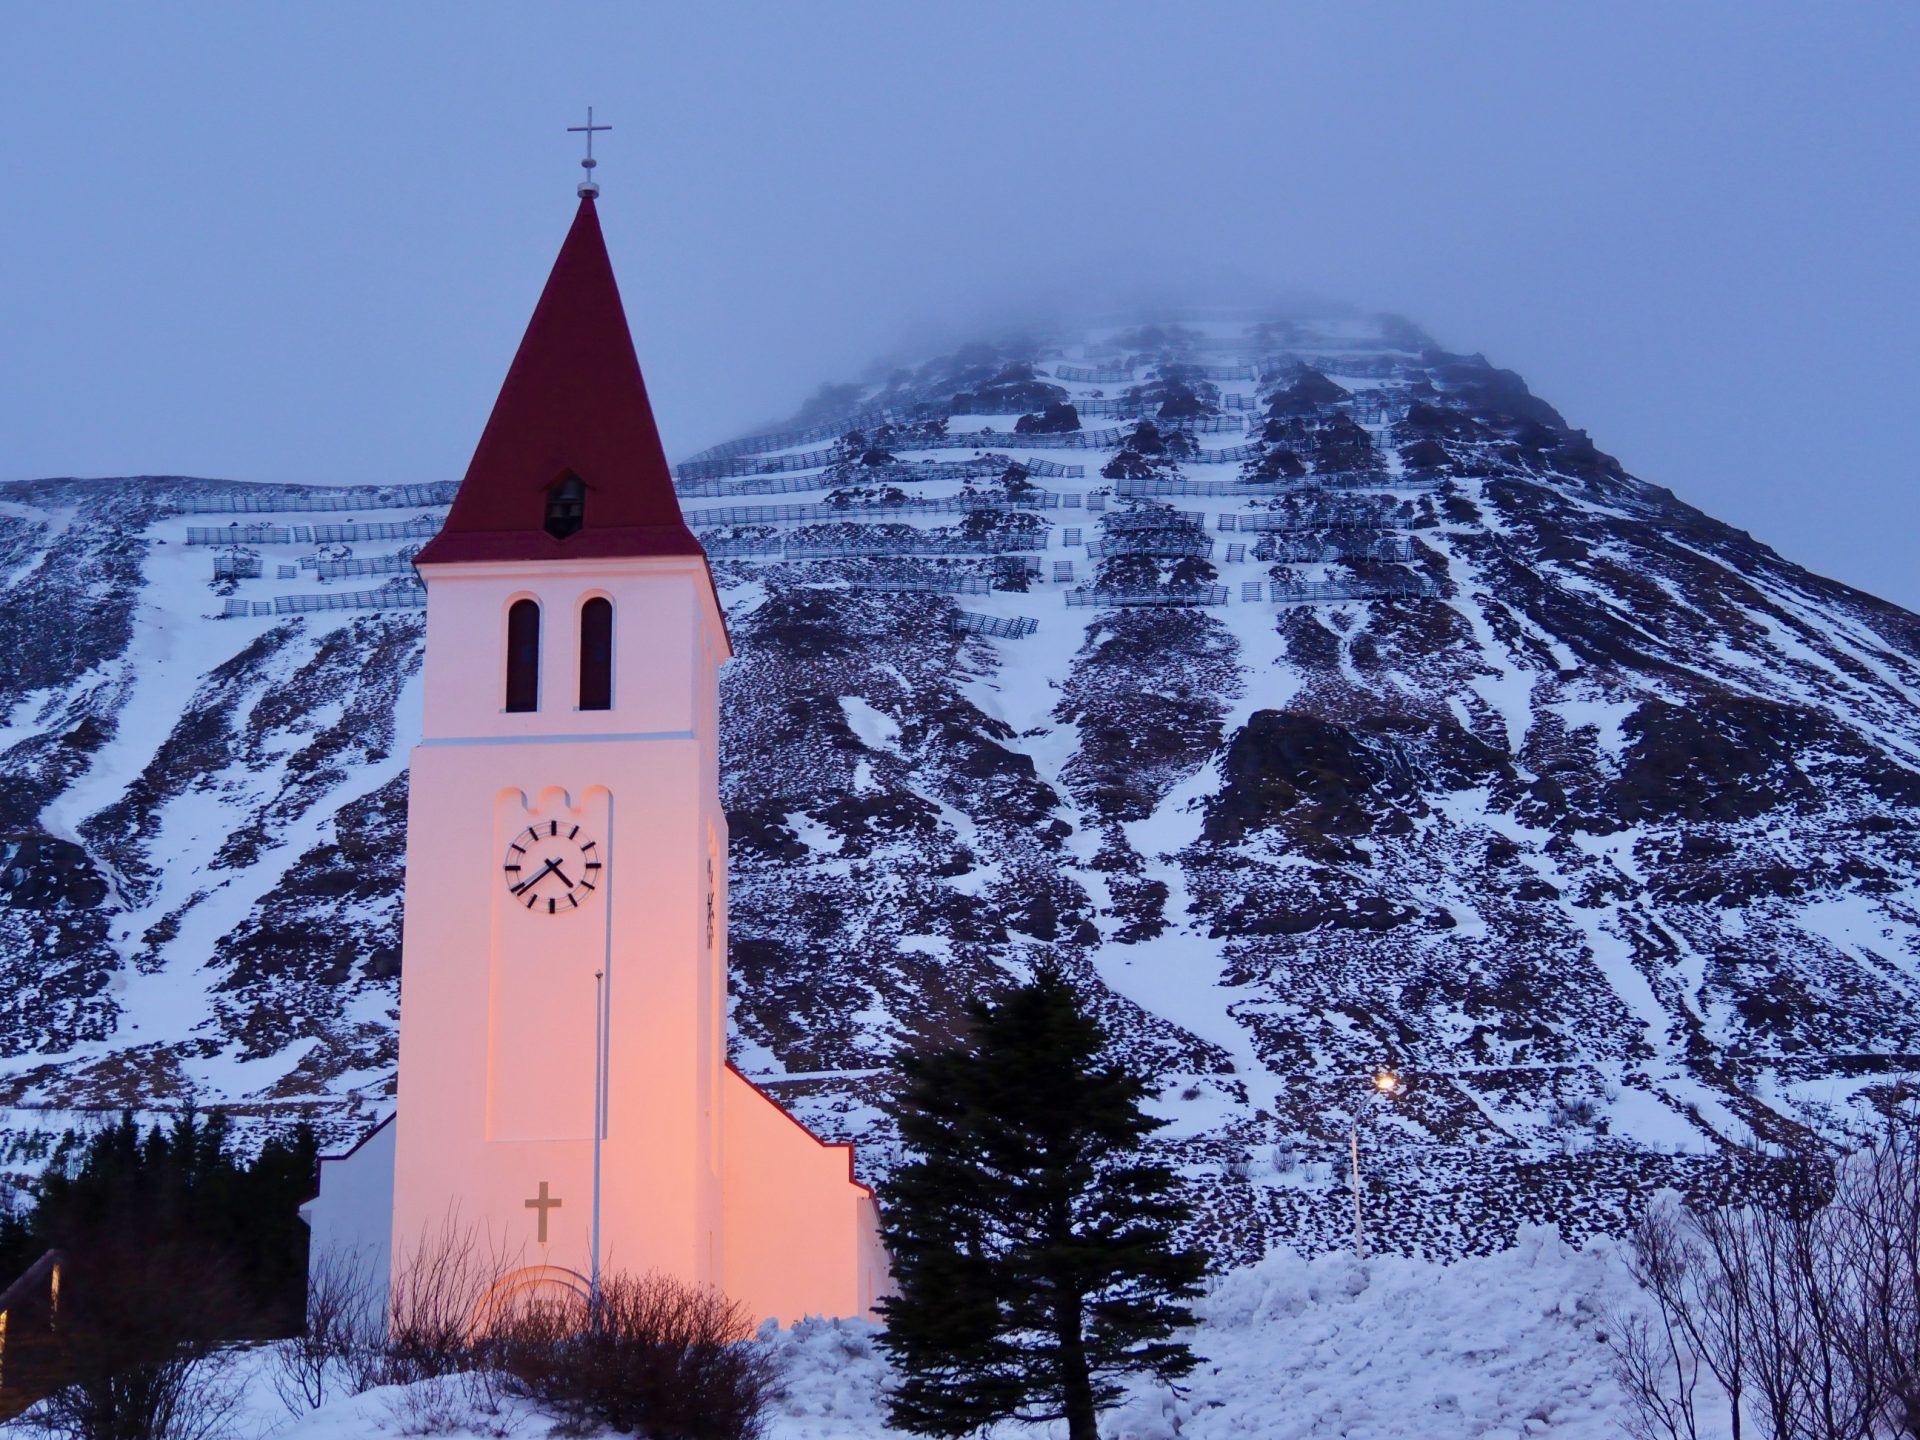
[{"left": 3, "top": 4, "right": 1915, "bottom": 605}]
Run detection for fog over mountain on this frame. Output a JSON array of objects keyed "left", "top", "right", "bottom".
[{"left": 3, "top": 6, "right": 1917, "bottom": 604}]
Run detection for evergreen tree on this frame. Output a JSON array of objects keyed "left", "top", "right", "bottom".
[
  {"left": 876, "top": 965, "right": 1206, "bottom": 1440},
  {"left": 13, "top": 1108, "right": 318, "bottom": 1332},
  {"left": 0, "top": 1110, "right": 319, "bottom": 1427},
  {"left": 0, "top": 1193, "right": 37, "bottom": 1288}
]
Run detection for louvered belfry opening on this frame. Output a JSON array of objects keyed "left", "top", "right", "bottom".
[
  {"left": 505, "top": 599, "right": 541, "bottom": 712},
  {"left": 544, "top": 473, "right": 586, "bottom": 540},
  {"left": 579, "top": 597, "right": 613, "bottom": 710}
]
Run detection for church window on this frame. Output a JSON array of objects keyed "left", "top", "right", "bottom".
[
  {"left": 545, "top": 473, "right": 586, "bottom": 540},
  {"left": 505, "top": 599, "right": 541, "bottom": 712},
  {"left": 579, "top": 597, "right": 613, "bottom": 710}
]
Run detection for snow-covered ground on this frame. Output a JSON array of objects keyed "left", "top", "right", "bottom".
[{"left": 168, "top": 1228, "right": 1709, "bottom": 1440}]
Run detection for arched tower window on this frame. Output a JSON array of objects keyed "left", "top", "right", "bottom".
[
  {"left": 545, "top": 473, "right": 586, "bottom": 540},
  {"left": 505, "top": 599, "right": 541, "bottom": 712},
  {"left": 579, "top": 597, "right": 613, "bottom": 711}
]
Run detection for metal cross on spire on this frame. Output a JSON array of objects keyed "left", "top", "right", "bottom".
[{"left": 568, "top": 107, "right": 611, "bottom": 197}]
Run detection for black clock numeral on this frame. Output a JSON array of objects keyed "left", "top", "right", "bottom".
[
  {"left": 547, "top": 897, "right": 556, "bottom": 914},
  {"left": 568, "top": 825, "right": 579, "bottom": 839},
  {"left": 524, "top": 894, "right": 537, "bottom": 909},
  {"left": 584, "top": 861, "right": 602, "bottom": 871},
  {"left": 503, "top": 864, "right": 521, "bottom": 873}
]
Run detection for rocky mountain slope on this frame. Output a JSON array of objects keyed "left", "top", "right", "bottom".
[{"left": 4, "top": 313, "right": 1917, "bottom": 1260}]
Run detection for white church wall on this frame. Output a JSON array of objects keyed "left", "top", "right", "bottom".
[
  {"left": 391, "top": 659, "right": 730, "bottom": 1298},
  {"left": 415, "top": 559, "right": 710, "bottom": 743},
  {"left": 720, "top": 1067, "right": 886, "bottom": 1326},
  {"left": 486, "top": 784, "right": 612, "bottom": 1142},
  {"left": 300, "top": 1113, "right": 396, "bottom": 1328}
]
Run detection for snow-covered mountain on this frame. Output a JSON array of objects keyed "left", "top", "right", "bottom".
[{"left": 5, "top": 313, "right": 1918, "bottom": 1259}]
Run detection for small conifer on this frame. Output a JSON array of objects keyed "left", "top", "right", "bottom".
[{"left": 876, "top": 965, "right": 1205, "bottom": 1440}]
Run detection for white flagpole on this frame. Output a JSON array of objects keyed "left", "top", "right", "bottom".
[{"left": 591, "top": 966, "right": 605, "bottom": 1325}]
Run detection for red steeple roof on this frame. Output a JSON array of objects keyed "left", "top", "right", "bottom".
[{"left": 414, "top": 195, "right": 702, "bottom": 566}]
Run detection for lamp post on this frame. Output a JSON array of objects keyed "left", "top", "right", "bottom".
[
  {"left": 1349, "top": 1069, "right": 1402, "bottom": 1260},
  {"left": 1348, "top": 1120, "right": 1364, "bottom": 1259}
]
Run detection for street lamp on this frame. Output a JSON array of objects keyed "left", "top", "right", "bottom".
[{"left": 1349, "top": 1069, "right": 1402, "bottom": 1259}]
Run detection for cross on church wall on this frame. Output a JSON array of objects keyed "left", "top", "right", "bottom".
[{"left": 525, "top": 1180, "right": 562, "bottom": 1244}]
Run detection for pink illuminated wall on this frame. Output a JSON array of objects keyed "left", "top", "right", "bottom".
[{"left": 378, "top": 550, "right": 886, "bottom": 1327}]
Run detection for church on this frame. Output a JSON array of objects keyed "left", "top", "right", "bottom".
[{"left": 301, "top": 180, "right": 888, "bottom": 1328}]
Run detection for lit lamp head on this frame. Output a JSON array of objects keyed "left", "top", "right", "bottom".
[{"left": 1373, "top": 1070, "right": 1401, "bottom": 1096}]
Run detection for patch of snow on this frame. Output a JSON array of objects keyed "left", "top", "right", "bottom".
[{"left": 243, "top": 1228, "right": 1697, "bottom": 1440}]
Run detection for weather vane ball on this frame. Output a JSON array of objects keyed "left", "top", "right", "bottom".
[{"left": 568, "top": 107, "right": 611, "bottom": 198}]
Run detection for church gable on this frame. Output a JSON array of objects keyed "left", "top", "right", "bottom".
[{"left": 412, "top": 196, "right": 703, "bottom": 566}]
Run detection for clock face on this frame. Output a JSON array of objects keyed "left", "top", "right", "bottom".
[{"left": 503, "top": 820, "right": 602, "bottom": 915}]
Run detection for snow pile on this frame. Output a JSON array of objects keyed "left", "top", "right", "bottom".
[
  {"left": 248, "top": 1228, "right": 1692, "bottom": 1440},
  {"left": 232, "top": 1372, "right": 550, "bottom": 1439},
  {"left": 1096, "top": 1225, "right": 1640, "bottom": 1440},
  {"left": 762, "top": 1316, "right": 895, "bottom": 1438}
]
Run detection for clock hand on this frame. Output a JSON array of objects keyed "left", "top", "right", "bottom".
[
  {"left": 511, "top": 858, "right": 561, "bottom": 895},
  {"left": 550, "top": 864, "right": 576, "bottom": 890}
]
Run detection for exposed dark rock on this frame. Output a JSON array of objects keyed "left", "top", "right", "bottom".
[
  {"left": 0, "top": 834, "right": 109, "bottom": 909},
  {"left": 1423, "top": 350, "right": 1569, "bottom": 430},
  {"left": 1015, "top": 402, "right": 1081, "bottom": 434},
  {"left": 1266, "top": 370, "right": 1351, "bottom": 416},
  {"left": 1308, "top": 415, "right": 1379, "bottom": 473},
  {"left": 1400, "top": 401, "right": 1489, "bottom": 441},
  {"left": 1248, "top": 447, "right": 1307, "bottom": 480},
  {"left": 952, "top": 365, "right": 1068, "bottom": 415},
  {"left": 1206, "top": 711, "right": 1421, "bottom": 843}
]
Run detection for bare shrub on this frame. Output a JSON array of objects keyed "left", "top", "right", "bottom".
[
  {"left": 1828, "top": 1123, "right": 1920, "bottom": 1440},
  {"left": 25, "top": 1349, "right": 244, "bottom": 1440},
  {"left": 270, "top": 1227, "right": 773, "bottom": 1438},
  {"left": 1732, "top": 1162, "right": 1878, "bottom": 1440},
  {"left": 21, "top": 1239, "right": 248, "bottom": 1440},
  {"left": 1609, "top": 1201, "right": 1716, "bottom": 1440},
  {"left": 268, "top": 1245, "right": 381, "bottom": 1415},
  {"left": 365, "top": 1216, "right": 516, "bottom": 1392},
  {"left": 1610, "top": 1297, "right": 1707, "bottom": 1440},
  {"left": 380, "top": 1372, "right": 524, "bottom": 1439},
  {"left": 318, "top": 1217, "right": 528, "bottom": 1434},
  {"left": 491, "top": 1271, "right": 778, "bottom": 1440},
  {"left": 1607, "top": 1112, "right": 1920, "bottom": 1440}
]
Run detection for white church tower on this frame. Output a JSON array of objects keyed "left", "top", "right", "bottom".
[{"left": 303, "top": 192, "right": 887, "bottom": 1327}]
